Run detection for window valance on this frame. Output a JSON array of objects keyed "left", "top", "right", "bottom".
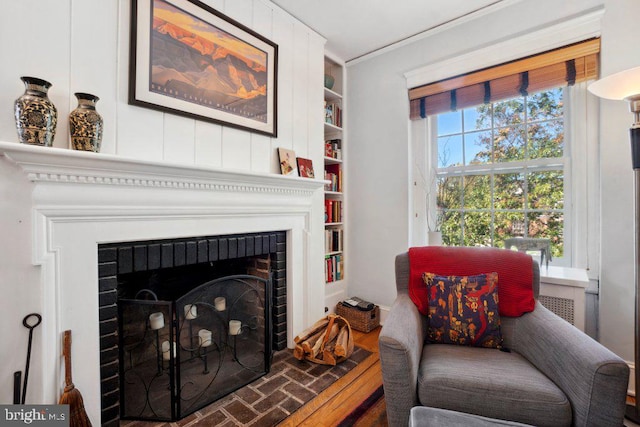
[{"left": 409, "top": 38, "right": 599, "bottom": 119}]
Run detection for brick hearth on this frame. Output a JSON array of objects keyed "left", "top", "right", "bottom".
[{"left": 121, "top": 346, "right": 372, "bottom": 426}]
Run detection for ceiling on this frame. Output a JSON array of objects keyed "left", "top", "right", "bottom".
[{"left": 271, "top": 0, "right": 504, "bottom": 62}]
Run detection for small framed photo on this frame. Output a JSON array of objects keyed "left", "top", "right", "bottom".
[
  {"left": 278, "top": 147, "right": 297, "bottom": 176},
  {"left": 296, "top": 158, "right": 315, "bottom": 178}
]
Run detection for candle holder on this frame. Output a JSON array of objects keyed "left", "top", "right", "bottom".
[
  {"left": 149, "top": 312, "right": 165, "bottom": 375},
  {"left": 183, "top": 304, "right": 198, "bottom": 356},
  {"left": 198, "top": 329, "right": 212, "bottom": 374}
]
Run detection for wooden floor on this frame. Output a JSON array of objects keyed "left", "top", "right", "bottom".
[{"left": 278, "top": 327, "right": 387, "bottom": 427}]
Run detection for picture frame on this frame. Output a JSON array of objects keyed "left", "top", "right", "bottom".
[
  {"left": 129, "top": 0, "right": 278, "bottom": 137},
  {"left": 296, "top": 158, "right": 315, "bottom": 178},
  {"left": 278, "top": 148, "right": 297, "bottom": 176}
]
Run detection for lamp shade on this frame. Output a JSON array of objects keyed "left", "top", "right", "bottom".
[{"left": 588, "top": 65, "right": 640, "bottom": 100}]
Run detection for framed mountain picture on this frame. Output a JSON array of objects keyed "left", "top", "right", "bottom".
[{"left": 129, "top": 0, "right": 278, "bottom": 136}]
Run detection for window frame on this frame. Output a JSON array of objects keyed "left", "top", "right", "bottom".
[{"left": 427, "top": 89, "right": 572, "bottom": 265}]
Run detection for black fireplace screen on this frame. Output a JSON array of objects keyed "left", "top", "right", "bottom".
[{"left": 118, "top": 275, "right": 272, "bottom": 421}]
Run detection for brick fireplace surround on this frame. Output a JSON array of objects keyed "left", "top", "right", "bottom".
[
  {"left": 99, "top": 231, "right": 286, "bottom": 424},
  {"left": 0, "top": 141, "right": 326, "bottom": 425}
]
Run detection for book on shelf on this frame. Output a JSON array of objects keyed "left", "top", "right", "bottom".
[
  {"left": 325, "top": 253, "right": 344, "bottom": 283},
  {"left": 324, "top": 163, "right": 342, "bottom": 192},
  {"left": 325, "top": 139, "right": 342, "bottom": 160},
  {"left": 324, "top": 101, "right": 342, "bottom": 127},
  {"left": 324, "top": 199, "right": 343, "bottom": 223},
  {"left": 325, "top": 228, "right": 344, "bottom": 253}
]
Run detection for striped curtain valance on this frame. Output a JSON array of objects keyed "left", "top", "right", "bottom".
[{"left": 409, "top": 38, "right": 600, "bottom": 120}]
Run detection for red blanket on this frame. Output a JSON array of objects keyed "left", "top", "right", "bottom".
[{"left": 408, "top": 246, "right": 535, "bottom": 317}]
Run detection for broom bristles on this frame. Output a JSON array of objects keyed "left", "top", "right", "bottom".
[{"left": 59, "top": 385, "right": 92, "bottom": 427}]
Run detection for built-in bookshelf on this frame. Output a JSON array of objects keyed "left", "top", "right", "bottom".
[{"left": 324, "top": 55, "right": 345, "bottom": 286}]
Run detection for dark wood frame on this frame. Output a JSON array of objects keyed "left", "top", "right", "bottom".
[{"left": 129, "top": 0, "right": 278, "bottom": 137}]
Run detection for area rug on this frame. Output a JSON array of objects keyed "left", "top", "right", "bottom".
[
  {"left": 121, "top": 346, "right": 372, "bottom": 426},
  {"left": 337, "top": 385, "right": 385, "bottom": 427}
]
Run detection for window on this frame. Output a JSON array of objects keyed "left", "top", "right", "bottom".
[
  {"left": 409, "top": 39, "right": 600, "bottom": 266},
  {"left": 434, "top": 87, "right": 566, "bottom": 257}
]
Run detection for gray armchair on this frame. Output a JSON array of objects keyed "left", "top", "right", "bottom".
[{"left": 379, "top": 250, "right": 629, "bottom": 427}]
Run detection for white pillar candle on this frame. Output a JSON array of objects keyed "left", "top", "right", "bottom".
[
  {"left": 198, "top": 329, "right": 212, "bottom": 347},
  {"left": 229, "top": 320, "right": 242, "bottom": 336},
  {"left": 214, "top": 297, "right": 226, "bottom": 311},
  {"left": 162, "top": 340, "right": 176, "bottom": 361},
  {"left": 149, "top": 312, "right": 164, "bottom": 330},
  {"left": 184, "top": 304, "right": 197, "bottom": 320}
]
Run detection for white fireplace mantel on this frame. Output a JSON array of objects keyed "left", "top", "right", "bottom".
[
  {"left": 0, "top": 140, "right": 326, "bottom": 424},
  {"left": 0, "top": 140, "right": 324, "bottom": 196}
]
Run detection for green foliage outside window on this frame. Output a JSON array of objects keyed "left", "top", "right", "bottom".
[{"left": 436, "top": 88, "right": 565, "bottom": 258}]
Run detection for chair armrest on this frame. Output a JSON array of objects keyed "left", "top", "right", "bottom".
[
  {"left": 510, "top": 301, "right": 629, "bottom": 427},
  {"left": 379, "top": 292, "right": 425, "bottom": 427}
]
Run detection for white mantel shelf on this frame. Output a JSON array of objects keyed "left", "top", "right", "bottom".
[{"left": 0, "top": 140, "right": 326, "bottom": 195}]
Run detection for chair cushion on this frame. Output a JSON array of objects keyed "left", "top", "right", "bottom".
[
  {"left": 417, "top": 345, "right": 571, "bottom": 427},
  {"left": 423, "top": 272, "right": 502, "bottom": 348},
  {"left": 408, "top": 247, "right": 535, "bottom": 317},
  {"left": 409, "top": 406, "right": 534, "bottom": 427}
]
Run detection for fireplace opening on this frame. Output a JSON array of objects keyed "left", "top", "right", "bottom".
[
  {"left": 97, "top": 231, "right": 286, "bottom": 425},
  {"left": 118, "top": 274, "right": 272, "bottom": 421}
]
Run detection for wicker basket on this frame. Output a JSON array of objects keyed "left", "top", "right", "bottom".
[{"left": 336, "top": 302, "right": 380, "bottom": 333}]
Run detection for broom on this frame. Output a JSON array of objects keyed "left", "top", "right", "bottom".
[{"left": 59, "top": 330, "right": 92, "bottom": 427}]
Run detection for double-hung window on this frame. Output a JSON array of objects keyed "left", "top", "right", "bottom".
[
  {"left": 408, "top": 38, "right": 600, "bottom": 265},
  {"left": 435, "top": 88, "right": 565, "bottom": 257}
]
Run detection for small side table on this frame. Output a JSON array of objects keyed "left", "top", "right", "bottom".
[{"left": 504, "top": 237, "right": 552, "bottom": 268}]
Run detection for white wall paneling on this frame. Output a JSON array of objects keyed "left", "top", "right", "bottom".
[
  {"left": 70, "top": 0, "right": 119, "bottom": 155},
  {"left": 224, "top": 0, "right": 252, "bottom": 23},
  {"left": 292, "top": 23, "right": 310, "bottom": 158},
  {"left": 115, "top": 0, "right": 165, "bottom": 160},
  {"left": 308, "top": 37, "right": 325, "bottom": 163},
  {"left": 163, "top": 114, "right": 196, "bottom": 164},
  {"left": 194, "top": 120, "right": 223, "bottom": 168},
  {"left": 250, "top": 0, "right": 276, "bottom": 173},
  {"left": 221, "top": 127, "right": 252, "bottom": 170},
  {"left": 0, "top": 1, "right": 72, "bottom": 148},
  {"left": 271, "top": 8, "right": 295, "bottom": 172}
]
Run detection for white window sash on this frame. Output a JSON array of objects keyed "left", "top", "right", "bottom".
[
  {"left": 425, "top": 90, "right": 574, "bottom": 265},
  {"left": 566, "top": 81, "right": 600, "bottom": 274}
]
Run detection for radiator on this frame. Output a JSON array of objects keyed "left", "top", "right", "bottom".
[
  {"left": 539, "top": 266, "right": 588, "bottom": 332},
  {"left": 539, "top": 295, "right": 575, "bottom": 325}
]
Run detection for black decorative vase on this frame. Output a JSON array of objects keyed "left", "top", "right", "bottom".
[
  {"left": 14, "top": 76, "right": 58, "bottom": 146},
  {"left": 69, "top": 92, "right": 103, "bottom": 152}
]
